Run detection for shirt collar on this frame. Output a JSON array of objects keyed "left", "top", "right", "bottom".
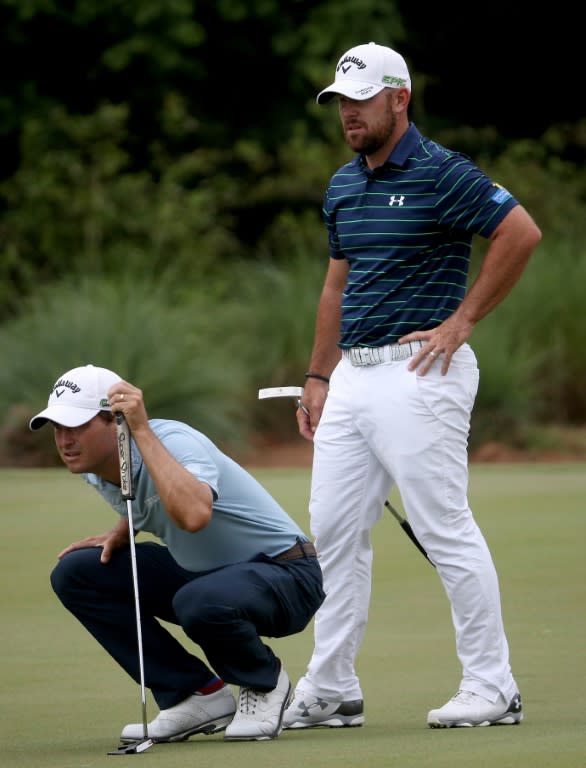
[{"left": 357, "top": 122, "right": 421, "bottom": 171}]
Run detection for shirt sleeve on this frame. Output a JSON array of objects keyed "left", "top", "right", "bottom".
[
  {"left": 434, "top": 152, "right": 518, "bottom": 238},
  {"left": 158, "top": 426, "right": 220, "bottom": 500}
]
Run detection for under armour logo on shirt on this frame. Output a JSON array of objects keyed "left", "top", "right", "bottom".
[{"left": 388, "top": 195, "right": 405, "bottom": 206}]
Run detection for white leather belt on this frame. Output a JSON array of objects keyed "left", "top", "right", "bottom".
[{"left": 342, "top": 341, "right": 425, "bottom": 366}]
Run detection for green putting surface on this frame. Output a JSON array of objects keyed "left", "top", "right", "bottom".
[{"left": 1, "top": 464, "right": 584, "bottom": 768}]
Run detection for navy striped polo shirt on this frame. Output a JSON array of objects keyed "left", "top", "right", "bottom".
[{"left": 324, "top": 122, "right": 518, "bottom": 348}]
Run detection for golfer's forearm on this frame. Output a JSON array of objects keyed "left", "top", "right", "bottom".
[
  {"left": 131, "top": 426, "right": 213, "bottom": 531},
  {"left": 470, "top": 256, "right": 534, "bottom": 326},
  {"left": 308, "top": 289, "right": 342, "bottom": 377},
  {"left": 458, "top": 206, "right": 541, "bottom": 325}
]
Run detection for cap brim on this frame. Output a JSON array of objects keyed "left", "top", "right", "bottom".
[
  {"left": 29, "top": 405, "right": 102, "bottom": 431},
  {"left": 316, "top": 80, "right": 386, "bottom": 104}
]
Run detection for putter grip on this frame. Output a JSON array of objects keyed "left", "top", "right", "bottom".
[{"left": 115, "top": 413, "right": 135, "bottom": 500}]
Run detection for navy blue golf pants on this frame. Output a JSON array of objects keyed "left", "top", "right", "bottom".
[{"left": 50, "top": 542, "right": 324, "bottom": 709}]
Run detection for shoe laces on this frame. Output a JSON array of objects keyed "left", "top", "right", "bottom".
[{"left": 237, "top": 686, "right": 265, "bottom": 715}]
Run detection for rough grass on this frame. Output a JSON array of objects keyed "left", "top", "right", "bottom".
[{"left": 1, "top": 464, "right": 584, "bottom": 768}]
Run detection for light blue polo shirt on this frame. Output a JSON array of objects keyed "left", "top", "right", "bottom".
[{"left": 82, "top": 419, "right": 308, "bottom": 571}]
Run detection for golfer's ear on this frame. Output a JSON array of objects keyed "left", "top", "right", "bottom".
[{"left": 393, "top": 87, "right": 410, "bottom": 112}]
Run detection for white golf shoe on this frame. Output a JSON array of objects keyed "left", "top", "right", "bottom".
[
  {"left": 427, "top": 690, "right": 523, "bottom": 728},
  {"left": 283, "top": 689, "right": 364, "bottom": 728},
  {"left": 120, "top": 685, "right": 236, "bottom": 743},
  {"left": 224, "top": 665, "right": 291, "bottom": 741}
]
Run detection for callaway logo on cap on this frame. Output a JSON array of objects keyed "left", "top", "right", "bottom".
[
  {"left": 317, "top": 42, "right": 411, "bottom": 104},
  {"left": 29, "top": 364, "right": 122, "bottom": 430}
]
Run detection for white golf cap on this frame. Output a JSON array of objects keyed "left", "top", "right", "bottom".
[
  {"left": 29, "top": 364, "right": 122, "bottom": 430},
  {"left": 317, "top": 42, "right": 411, "bottom": 104}
]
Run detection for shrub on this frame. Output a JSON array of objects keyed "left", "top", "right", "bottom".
[{"left": 0, "top": 274, "right": 253, "bottom": 465}]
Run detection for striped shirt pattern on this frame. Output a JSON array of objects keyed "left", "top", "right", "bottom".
[{"left": 324, "top": 123, "right": 518, "bottom": 347}]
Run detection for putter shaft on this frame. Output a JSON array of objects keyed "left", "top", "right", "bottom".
[{"left": 111, "top": 414, "right": 152, "bottom": 754}]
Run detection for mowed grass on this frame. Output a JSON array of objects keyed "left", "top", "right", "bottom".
[{"left": 1, "top": 464, "right": 584, "bottom": 768}]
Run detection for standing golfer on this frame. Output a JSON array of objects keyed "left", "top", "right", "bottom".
[
  {"left": 30, "top": 364, "right": 324, "bottom": 742},
  {"left": 284, "top": 42, "right": 542, "bottom": 730}
]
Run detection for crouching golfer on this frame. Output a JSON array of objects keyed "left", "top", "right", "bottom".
[{"left": 30, "top": 364, "right": 324, "bottom": 743}]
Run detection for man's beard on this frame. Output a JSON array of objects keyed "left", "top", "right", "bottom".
[{"left": 344, "top": 108, "right": 396, "bottom": 155}]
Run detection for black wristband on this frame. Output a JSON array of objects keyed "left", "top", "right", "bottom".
[{"left": 305, "top": 371, "right": 330, "bottom": 384}]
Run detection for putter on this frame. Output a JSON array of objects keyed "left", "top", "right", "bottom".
[
  {"left": 384, "top": 500, "right": 434, "bottom": 566},
  {"left": 108, "top": 413, "right": 154, "bottom": 755},
  {"left": 258, "top": 386, "right": 304, "bottom": 402},
  {"left": 258, "top": 385, "right": 307, "bottom": 414},
  {"left": 258, "top": 385, "right": 432, "bottom": 565}
]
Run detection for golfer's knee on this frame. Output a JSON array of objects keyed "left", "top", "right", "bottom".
[{"left": 50, "top": 548, "right": 98, "bottom": 599}]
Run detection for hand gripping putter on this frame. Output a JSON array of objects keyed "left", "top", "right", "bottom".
[
  {"left": 258, "top": 385, "right": 433, "bottom": 566},
  {"left": 108, "top": 414, "right": 154, "bottom": 755}
]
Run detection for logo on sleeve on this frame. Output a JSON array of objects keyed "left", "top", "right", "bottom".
[{"left": 490, "top": 183, "right": 512, "bottom": 204}]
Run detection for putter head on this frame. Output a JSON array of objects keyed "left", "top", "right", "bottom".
[
  {"left": 258, "top": 386, "right": 304, "bottom": 400},
  {"left": 108, "top": 738, "right": 154, "bottom": 755}
]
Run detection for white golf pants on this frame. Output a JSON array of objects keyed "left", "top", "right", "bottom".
[{"left": 297, "top": 344, "right": 518, "bottom": 704}]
